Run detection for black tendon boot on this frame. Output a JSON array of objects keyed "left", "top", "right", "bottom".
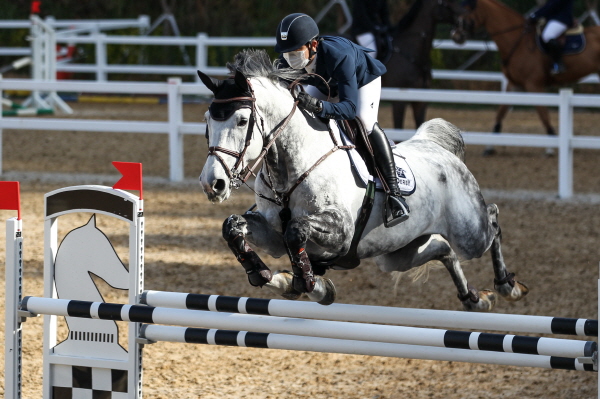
[
  {"left": 368, "top": 123, "right": 410, "bottom": 227},
  {"left": 546, "top": 38, "right": 566, "bottom": 74}
]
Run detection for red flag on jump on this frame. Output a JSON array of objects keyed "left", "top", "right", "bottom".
[
  {"left": 112, "top": 162, "right": 143, "bottom": 200},
  {"left": 0, "top": 181, "right": 21, "bottom": 220},
  {"left": 31, "top": 0, "right": 41, "bottom": 14}
]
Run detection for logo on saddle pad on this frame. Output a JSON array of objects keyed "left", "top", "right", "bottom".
[
  {"left": 396, "top": 166, "right": 412, "bottom": 187},
  {"left": 393, "top": 158, "right": 416, "bottom": 196}
]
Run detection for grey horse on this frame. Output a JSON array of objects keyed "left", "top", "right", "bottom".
[{"left": 198, "top": 49, "right": 528, "bottom": 311}]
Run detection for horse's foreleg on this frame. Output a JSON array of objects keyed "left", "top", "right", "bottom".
[
  {"left": 534, "top": 105, "right": 557, "bottom": 155},
  {"left": 391, "top": 102, "right": 407, "bottom": 130},
  {"left": 411, "top": 101, "right": 428, "bottom": 128},
  {"left": 222, "top": 214, "right": 274, "bottom": 287},
  {"left": 483, "top": 104, "right": 512, "bottom": 156},
  {"left": 283, "top": 209, "right": 351, "bottom": 305},
  {"left": 487, "top": 204, "right": 529, "bottom": 302}
]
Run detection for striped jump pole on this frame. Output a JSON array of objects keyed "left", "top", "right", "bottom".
[
  {"left": 20, "top": 296, "right": 597, "bottom": 363},
  {"left": 141, "top": 290, "right": 598, "bottom": 338},
  {"left": 139, "top": 325, "right": 593, "bottom": 372}
]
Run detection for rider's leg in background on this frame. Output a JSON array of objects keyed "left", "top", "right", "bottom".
[
  {"left": 356, "top": 32, "right": 378, "bottom": 59},
  {"left": 542, "top": 20, "right": 568, "bottom": 74},
  {"left": 358, "top": 77, "right": 410, "bottom": 226}
]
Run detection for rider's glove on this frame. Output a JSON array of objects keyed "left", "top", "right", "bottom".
[
  {"left": 297, "top": 91, "right": 323, "bottom": 114},
  {"left": 527, "top": 13, "right": 538, "bottom": 25}
]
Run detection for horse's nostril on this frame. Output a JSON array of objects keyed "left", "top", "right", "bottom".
[{"left": 213, "top": 179, "right": 226, "bottom": 192}]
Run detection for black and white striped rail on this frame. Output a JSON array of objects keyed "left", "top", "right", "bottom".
[
  {"left": 139, "top": 325, "right": 595, "bottom": 372},
  {"left": 20, "top": 296, "right": 597, "bottom": 363},
  {"left": 140, "top": 290, "right": 598, "bottom": 337}
]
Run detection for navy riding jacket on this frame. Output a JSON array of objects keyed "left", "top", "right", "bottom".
[
  {"left": 280, "top": 35, "right": 387, "bottom": 121},
  {"left": 530, "top": 0, "right": 575, "bottom": 27}
]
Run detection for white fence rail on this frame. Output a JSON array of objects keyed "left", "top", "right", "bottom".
[
  {"left": 3, "top": 25, "right": 599, "bottom": 86},
  {"left": 51, "top": 35, "right": 600, "bottom": 85},
  {"left": 0, "top": 16, "right": 150, "bottom": 56},
  {"left": 1, "top": 77, "right": 599, "bottom": 198}
]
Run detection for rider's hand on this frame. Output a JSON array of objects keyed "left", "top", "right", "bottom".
[
  {"left": 527, "top": 14, "right": 538, "bottom": 25},
  {"left": 297, "top": 91, "right": 323, "bottom": 114}
]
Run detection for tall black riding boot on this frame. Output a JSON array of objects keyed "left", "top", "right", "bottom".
[
  {"left": 368, "top": 122, "right": 410, "bottom": 227},
  {"left": 546, "top": 38, "right": 566, "bottom": 74}
]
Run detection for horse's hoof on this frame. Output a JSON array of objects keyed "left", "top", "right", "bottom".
[
  {"left": 496, "top": 280, "right": 529, "bottom": 302},
  {"left": 461, "top": 289, "right": 496, "bottom": 312},
  {"left": 482, "top": 147, "right": 496, "bottom": 157},
  {"left": 307, "top": 277, "right": 336, "bottom": 306},
  {"left": 265, "top": 271, "right": 301, "bottom": 300},
  {"left": 247, "top": 268, "right": 273, "bottom": 287}
]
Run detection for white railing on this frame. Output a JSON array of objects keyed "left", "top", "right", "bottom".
[
  {"left": 3, "top": 26, "right": 599, "bottom": 86},
  {"left": 0, "top": 77, "right": 598, "bottom": 198},
  {"left": 0, "top": 16, "right": 150, "bottom": 56},
  {"left": 53, "top": 34, "right": 600, "bottom": 86}
]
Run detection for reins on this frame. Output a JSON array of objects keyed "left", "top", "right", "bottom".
[
  {"left": 457, "top": 15, "right": 532, "bottom": 67},
  {"left": 206, "top": 73, "right": 354, "bottom": 210}
]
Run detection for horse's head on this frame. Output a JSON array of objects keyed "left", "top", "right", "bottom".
[
  {"left": 434, "top": 0, "right": 464, "bottom": 26},
  {"left": 197, "top": 69, "right": 265, "bottom": 203},
  {"left": 451, "top": 0, "right": 479, "bottom": 44}
]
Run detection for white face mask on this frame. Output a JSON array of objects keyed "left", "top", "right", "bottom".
[{"left": 283, "top": 49, "right": 310, "bottom": 69}]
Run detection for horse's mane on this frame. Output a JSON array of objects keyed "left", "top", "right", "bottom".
[
  {"left": 226, "top": 49, "right": 305, "bottom": 84},
  {"left": 485, "top": 0, "right": 524, "bottom": 20},
  {"left": 394, "top": 0, "right": 425, "bottom": 33}
]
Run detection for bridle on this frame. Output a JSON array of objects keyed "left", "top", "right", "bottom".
[
  {"left": 206, "top": 74, "right": 354, "bottom": 208},
  {"left": 454, "top": 3, "right": 533, "bottom": 67}
]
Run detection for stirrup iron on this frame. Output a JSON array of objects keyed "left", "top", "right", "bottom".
[{"left": 384, "top": 195, "right": 409, "bottom": 227}]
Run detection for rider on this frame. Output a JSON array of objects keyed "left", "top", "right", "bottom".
[
  {"left": 527, "top": 0, "right": 575, "bottom": 74},
  {"left": 275, "top": 13, "right": 409, "bottom": 227},
  {"left": 351, "top": 0, "right": 392, "bottom": 60}
]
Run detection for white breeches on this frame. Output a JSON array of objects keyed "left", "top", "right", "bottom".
[
  {"left": 305, "top": 77, "right": 381, "bottom": 134},
  {"left": 542, "top": 20, "right": 568, "bottom": 42},
  {"left": 356, "top": 32, "right": 377, "bottom": 59}
]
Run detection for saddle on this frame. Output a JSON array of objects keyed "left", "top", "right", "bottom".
[
  {"left": 328, "top": 118, "right": 415, "bottom": 270},
  {"left": 339, "top": 119, "right": 416, "bottom": 196},
  {"left": 537, "top": 23, "right": 586, "bottom": 55}
]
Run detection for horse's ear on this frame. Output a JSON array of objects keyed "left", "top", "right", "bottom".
[
  {"left": 234, "top": 70, "right": 250, "bottom": 92},
  {"left": 197, "top": 70, "right": 222, "bottom": 94}
]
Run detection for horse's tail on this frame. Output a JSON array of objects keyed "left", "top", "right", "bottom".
[{"left": 412, "top": 118, "right": 465, "bottom": 161}]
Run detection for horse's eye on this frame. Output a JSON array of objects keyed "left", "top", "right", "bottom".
[{"left": 238, "top": 118, "right": 248, "bottom": 127}]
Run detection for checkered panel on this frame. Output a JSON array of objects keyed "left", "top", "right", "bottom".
[{"left": 51, "top": 365, "right": 128, "bottom": 399}]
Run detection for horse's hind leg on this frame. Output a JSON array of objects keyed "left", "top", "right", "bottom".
[
  {"left": 487, "top": 204, "right": 529, "bottom": 302},
  {"left": 376, "top": 234, "right": 497, "bottom": 311}
]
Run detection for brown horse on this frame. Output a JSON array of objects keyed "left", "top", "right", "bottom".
[
  {"left": 379, "top": 0, "right": 460, "bottom": 129},
  {"left": 455, "top": 0, "right": 600, "bottom": 153}
]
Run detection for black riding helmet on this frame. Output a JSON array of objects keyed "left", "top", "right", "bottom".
[{"left": 275, "top": 13, "right": 319, "bottom": 53}]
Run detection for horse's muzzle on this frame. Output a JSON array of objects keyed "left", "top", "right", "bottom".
[{"left": 200, "top": 177, "right": 230, "bottom": 203}]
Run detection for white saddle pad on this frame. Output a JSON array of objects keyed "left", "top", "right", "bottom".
[{"left": 340, "top": 131, "right": 416, "bottom": 196}]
